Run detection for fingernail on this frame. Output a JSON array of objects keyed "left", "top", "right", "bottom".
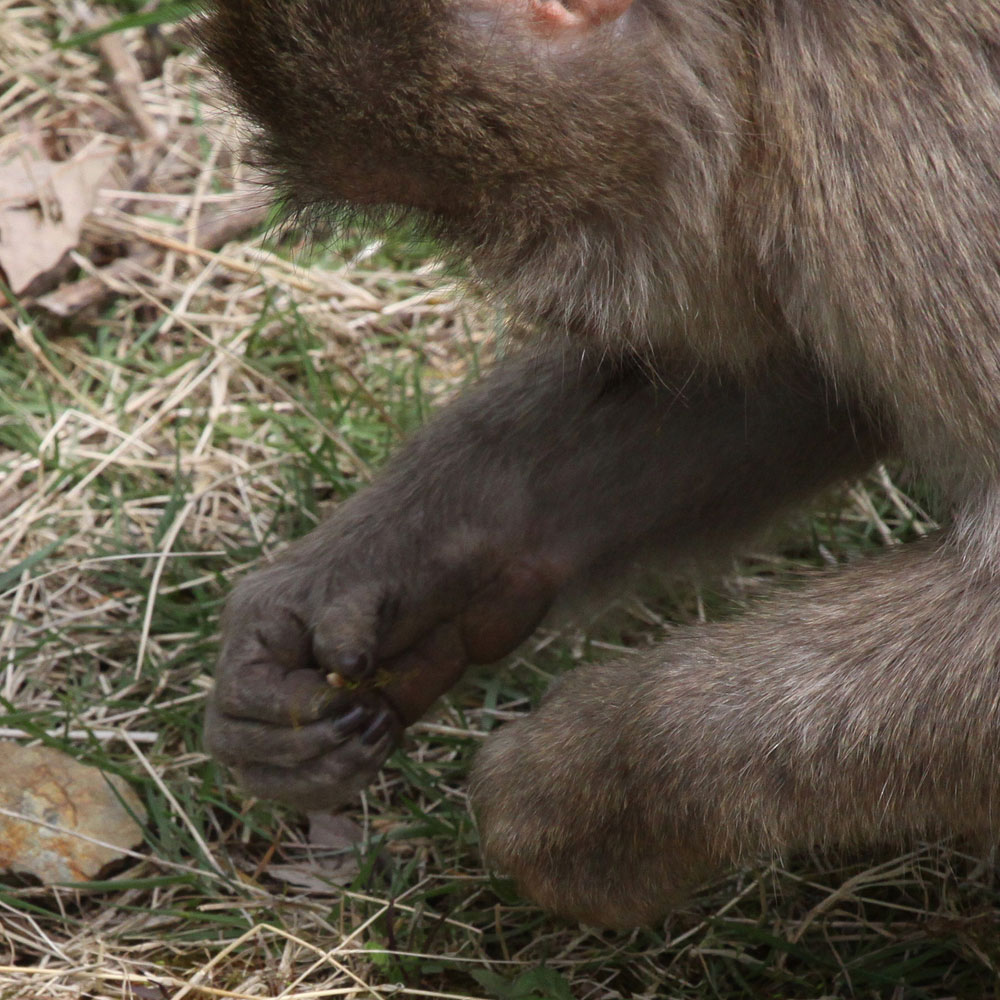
[
  {"left": 361, "top": 709, "right": 392, "bottom": 746},
  {"left": 333, "top": 704, "right": 367, "bottom": 734},
  {"left": 339, "top": 651, "right": 372, "bottom": 676}
]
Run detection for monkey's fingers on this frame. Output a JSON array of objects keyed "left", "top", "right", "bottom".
[
  {"left": 215, "top": 611, "right": 358, "bottom": 726},
  {"left": 214, "top": 657, "right": 355, "bottom": 725},
  {"left": 311, "top": 573, "right": 483, "bottom": 687},
  {"left": 204, "top": 700, "right": 378, "bottom": 768},
  {"left": 216, "top": 571, "right": 363, "bottom": 725},
  {"left": 309, "top": 558, "right": 561, "bottom": 726},
  {"left": 308, "top": 584, "right": 384, "bottom": 683},
  {"left": 230, "top": 723, "right": 397, "bottom": 812}
]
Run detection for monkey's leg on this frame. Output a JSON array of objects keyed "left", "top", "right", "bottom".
[
  {"left": 472, "top": 536, "right": 1000, "bottom": 927},
  {"left": 207, "top": 349, "right": 883, "bottom": 808}
]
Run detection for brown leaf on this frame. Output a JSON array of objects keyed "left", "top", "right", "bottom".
[
  {"left": 0, "top": 140, "right": 115, "bottom": 293},
  {"left": 265, "top": 862, "right": 358, "bottom": 892},
  {"left": 263, "top": 814, "right": 369, "bottom": 892},
  {"left": 0, "top": 741, "right": 146, "bottom": 883}
]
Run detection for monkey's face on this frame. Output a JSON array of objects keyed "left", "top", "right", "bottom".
[{"left": 202, "top": 0, "right": 742, "bottom": 341}]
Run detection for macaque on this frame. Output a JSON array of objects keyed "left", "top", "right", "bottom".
[{"left": 199, "top": 0, "right": 1000, "bottom": 928}]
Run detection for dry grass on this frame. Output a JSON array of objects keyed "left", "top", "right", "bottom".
[{"left": 1, "top": 4, "right": 998, "bottom": 999}]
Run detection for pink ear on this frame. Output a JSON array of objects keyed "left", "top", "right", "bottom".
[{"left": 497, "top": 0, "right": 634, "bottom": 37}]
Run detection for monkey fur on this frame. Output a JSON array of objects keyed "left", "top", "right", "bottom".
[{"left": 200, "top": 0, "right": 1000, "bottom": 927}]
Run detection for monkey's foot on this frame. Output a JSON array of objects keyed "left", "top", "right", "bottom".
[{"left": 470, "top": 660, "right": 718, "bottom": 927}]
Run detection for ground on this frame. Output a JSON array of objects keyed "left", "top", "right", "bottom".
[{"left": 1, "top": 3, "right": 999, "bottom": 998}]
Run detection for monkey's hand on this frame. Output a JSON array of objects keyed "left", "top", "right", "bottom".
[{"left": 206, "top": 520, "right": 562, "bottom": 809}]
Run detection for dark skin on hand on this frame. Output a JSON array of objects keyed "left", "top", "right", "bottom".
[{"left": 200, "top": 0, "right": 1000, "bottom": 928}]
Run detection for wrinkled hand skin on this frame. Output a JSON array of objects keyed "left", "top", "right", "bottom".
[{"left": 205, "top": 516, "right": 559, "bottom": 810}]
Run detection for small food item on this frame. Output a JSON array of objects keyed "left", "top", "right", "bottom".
[
  {"left": 322, "top": 624, "right": 471, "bottom": 725},
  {"left": 326, "top": 671, "right": 361, "bottom": 692}
]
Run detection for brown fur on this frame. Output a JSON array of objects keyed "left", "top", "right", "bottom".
[{"left": 200, "top": 0, "right": 1000, "bottom": 926}]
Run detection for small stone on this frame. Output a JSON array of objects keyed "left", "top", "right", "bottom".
[{"left": 0, "top": 741, "right": 146, "bottom": 883}]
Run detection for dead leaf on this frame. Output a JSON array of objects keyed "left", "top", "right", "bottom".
[
  {"left": 0, "top": 140, "right": 115, "bottom": 293},
  {"left": 263, "top": 813, "right": 369, "bottom": 892},
  {"left": 36, "top": 197, "right": 271, "bottom": 317},
  {"left": 0, "top": 741, "right": 146, "bottom": 882},
  {"left": 265, "top": 862, "right": 358, "bottom": 892}
]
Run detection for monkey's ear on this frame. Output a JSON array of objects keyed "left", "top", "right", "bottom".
[{"left": 499, "top": 0, "right": 634, "bottom": 38}]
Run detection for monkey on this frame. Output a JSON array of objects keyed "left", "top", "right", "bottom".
[{"left": 199, "top": 0, "right": 1000, "bottom": 928}]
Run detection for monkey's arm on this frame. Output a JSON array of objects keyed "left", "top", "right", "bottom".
[
  {"left": 206, "top": 348, "right": 883, "bottom": 808},
  {"left": 473, "top": 537, "right": 998, "bottom": 928}
]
